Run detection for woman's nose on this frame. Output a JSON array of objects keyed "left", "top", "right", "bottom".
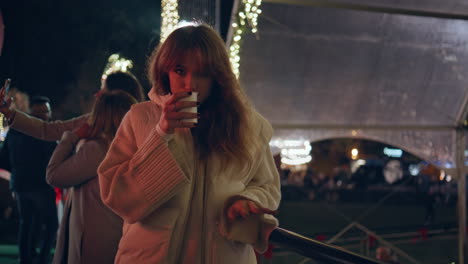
[
  {"left": 184, "top": 73, "right": 200, "bottom": 92},
  {"left": 184, "top": 73, "right": 192, "bottom": 91}
]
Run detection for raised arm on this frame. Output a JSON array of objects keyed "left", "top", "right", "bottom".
[
  {"left": 46, "top": 131, "right": 107, "bottom": 188},
  {"left": 98, "top": 107, "right": 189, "bottom": 224},
  {"left": 9, "top": 110, "right": 88, "bottom": 142}
]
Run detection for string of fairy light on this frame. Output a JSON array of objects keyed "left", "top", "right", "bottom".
[
  {"left": 229, "top": 0, "right": 263, "bottom": 77},
  {"left": 102, "top": 54, "right": 133, "bottom": 80},
  {"left": 159, "top": 0, "right": 262, "bottom": 78},
  {"left": 161, "top": 0, "right": 180, "bottom": 41}
]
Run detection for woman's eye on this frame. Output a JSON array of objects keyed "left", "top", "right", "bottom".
[{"left": 174, "top": 68, "right": 185, "bottom": 75}]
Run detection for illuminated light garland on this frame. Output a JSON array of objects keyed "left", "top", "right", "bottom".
[
  {"left": 270, "top": 139, "right": 312, "bottom": 166},
  {"left": 102, "top": 54, "right": 134, "bottom": 80},
  {"left": 161, "top": 0, "right": 180, "bottom": 41},
  {"left": 281, "top": 156, "right": 312, "bottom": 166},
  {"left": 229, "top": 0, "right": 263, "bottom": 77}
]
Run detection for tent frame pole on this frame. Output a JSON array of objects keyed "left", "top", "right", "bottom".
[
  {"left": 225, "top": 0, "right": 240, "bottom": 47},
  {"left": 457, "top": 129, "right": 466, "bottom": 264}
]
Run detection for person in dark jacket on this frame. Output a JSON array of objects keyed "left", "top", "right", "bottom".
[{"left": 0, "top": 96, "right": 58, "bottom": 264}]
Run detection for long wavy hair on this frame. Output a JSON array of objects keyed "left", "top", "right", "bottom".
[
  {"left": 148, "top": 23, "right": 258, "bottom": 166},
  {"left": 87, "top": 91, "right": 137, "bottom": 144}
]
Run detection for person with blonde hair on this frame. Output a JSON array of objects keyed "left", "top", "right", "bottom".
[
  {"left": 46, "top": 91, "right": 137, "bottom": 264},
  {"left": 98, "top": 23, "right": 281, "bottom": 263}
]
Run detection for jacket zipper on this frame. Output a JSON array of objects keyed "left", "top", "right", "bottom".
[
  {"left": 174, "top": 133, "right": 197, "bottom": 263},
  {"left": 200, "top": 161, "right": 208, "bottom": 263}
]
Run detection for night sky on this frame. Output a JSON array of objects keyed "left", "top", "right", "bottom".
[{"left": 0, "top": 0, "right": 162, "bottom": 119}]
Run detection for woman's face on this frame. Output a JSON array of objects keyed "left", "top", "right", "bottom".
[{"left": 168, "top": 56, "right": 213, "bottom": 103}]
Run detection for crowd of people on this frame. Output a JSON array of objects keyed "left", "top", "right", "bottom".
[
  {"left": 0, "top": 23, "right": 281, "bottom": 264},
  {"left": 279, "top": 160, "right": 457, "bottom": 210},
  {"left": 278, "top": 161, "right": 352, "bottom": 202}
]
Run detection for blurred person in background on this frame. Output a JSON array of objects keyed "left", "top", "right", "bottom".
[
  {"left": 0, "top": 71, "right": 144, "bottom": 142},
  {"left": 0, "top": 96, "right": 57, "bottom": 264},
  {"left": 46, "top": 91, "right": 136, "bottom": 264}
]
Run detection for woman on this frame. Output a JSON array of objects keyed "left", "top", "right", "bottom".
[
  {"left": 46, "top": 91, "right": 137, "bottom": 264},
  {"left": 98, "top": 23, "right": 281, "bottom": 263},
  {"left": 0, "top": 71, "right": 144, "bottom": 141}
]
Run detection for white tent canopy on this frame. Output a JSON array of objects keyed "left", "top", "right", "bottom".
[
  {"left": 238, "top": 0, "right": 468, "bottom": 170},
  {"left": 235, "top": 1, "right": 468, "bottom": 261}
]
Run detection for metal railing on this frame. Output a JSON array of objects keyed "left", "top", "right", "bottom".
[{"left": 269, "top": 228, "right": 384, "bottom": 264}]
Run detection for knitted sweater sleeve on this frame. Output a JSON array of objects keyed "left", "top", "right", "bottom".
[{"left": 98, "top": 108, "right": 189, "bottom": 223}]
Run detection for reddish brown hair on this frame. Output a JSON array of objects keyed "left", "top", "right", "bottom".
[
  {"left": 87, "top": 91, "right": 137, "bottom": 144},
  {"left": 147, "top": 23, "right": 258, "bottom": 166}
]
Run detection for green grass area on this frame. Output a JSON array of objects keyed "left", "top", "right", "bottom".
[{"left": 0, "top": 245, "right": 19, "bottom": 264}]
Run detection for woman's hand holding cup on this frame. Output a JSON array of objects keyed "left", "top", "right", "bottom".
[{"left": 159, "top": 91, "right": 199, "bottom": 134}]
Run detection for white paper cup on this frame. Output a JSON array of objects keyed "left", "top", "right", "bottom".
[{"left": 179, "top": 92, "right": 198, "bottom": 123}]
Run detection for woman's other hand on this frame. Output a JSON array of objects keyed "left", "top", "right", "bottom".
[
  {"left": 158, "top": 91, "right": 198, "bottom": 134},
  {"left": 226, "top": 199, "right": 276, "bottom": 222}
]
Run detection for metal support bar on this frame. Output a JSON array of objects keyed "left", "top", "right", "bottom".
[
  {"left": 270, "top": 227, "right": 383, "bottom": 264},
  {"left": 225, "top": 0, "right": 240, "bottom": 47},
  {"left": 272, "top": 123, "right": 456, "bottom": 131},
  {"left": 353, "top": 223, "right": 421, "bottom": 264},
  {"left": 327, "top": 222, "right": 356, "bottom": 244},
  {"left": 327, "top": 221, "right": 420, "bottom": 264},
  {"left": 457, "top": 129, "right": 467, "bottom": 264}
]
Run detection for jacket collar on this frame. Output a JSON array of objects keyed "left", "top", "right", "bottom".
[{"left": 148, "top": 87, "right": 171, "bottom": 106}]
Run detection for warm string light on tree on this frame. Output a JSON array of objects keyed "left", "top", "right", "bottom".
[
  {"left": 102, "top": 54, "right": 133, "bottom": 80},
  {"left": 230, "top": 0, "right": 263, "bottom": 78},
  {"left": 270, "top": 139, "right": 312, "bottom": 166},
  {"left": 161, "top": 0, "right": 180, "bottom": 41}
]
